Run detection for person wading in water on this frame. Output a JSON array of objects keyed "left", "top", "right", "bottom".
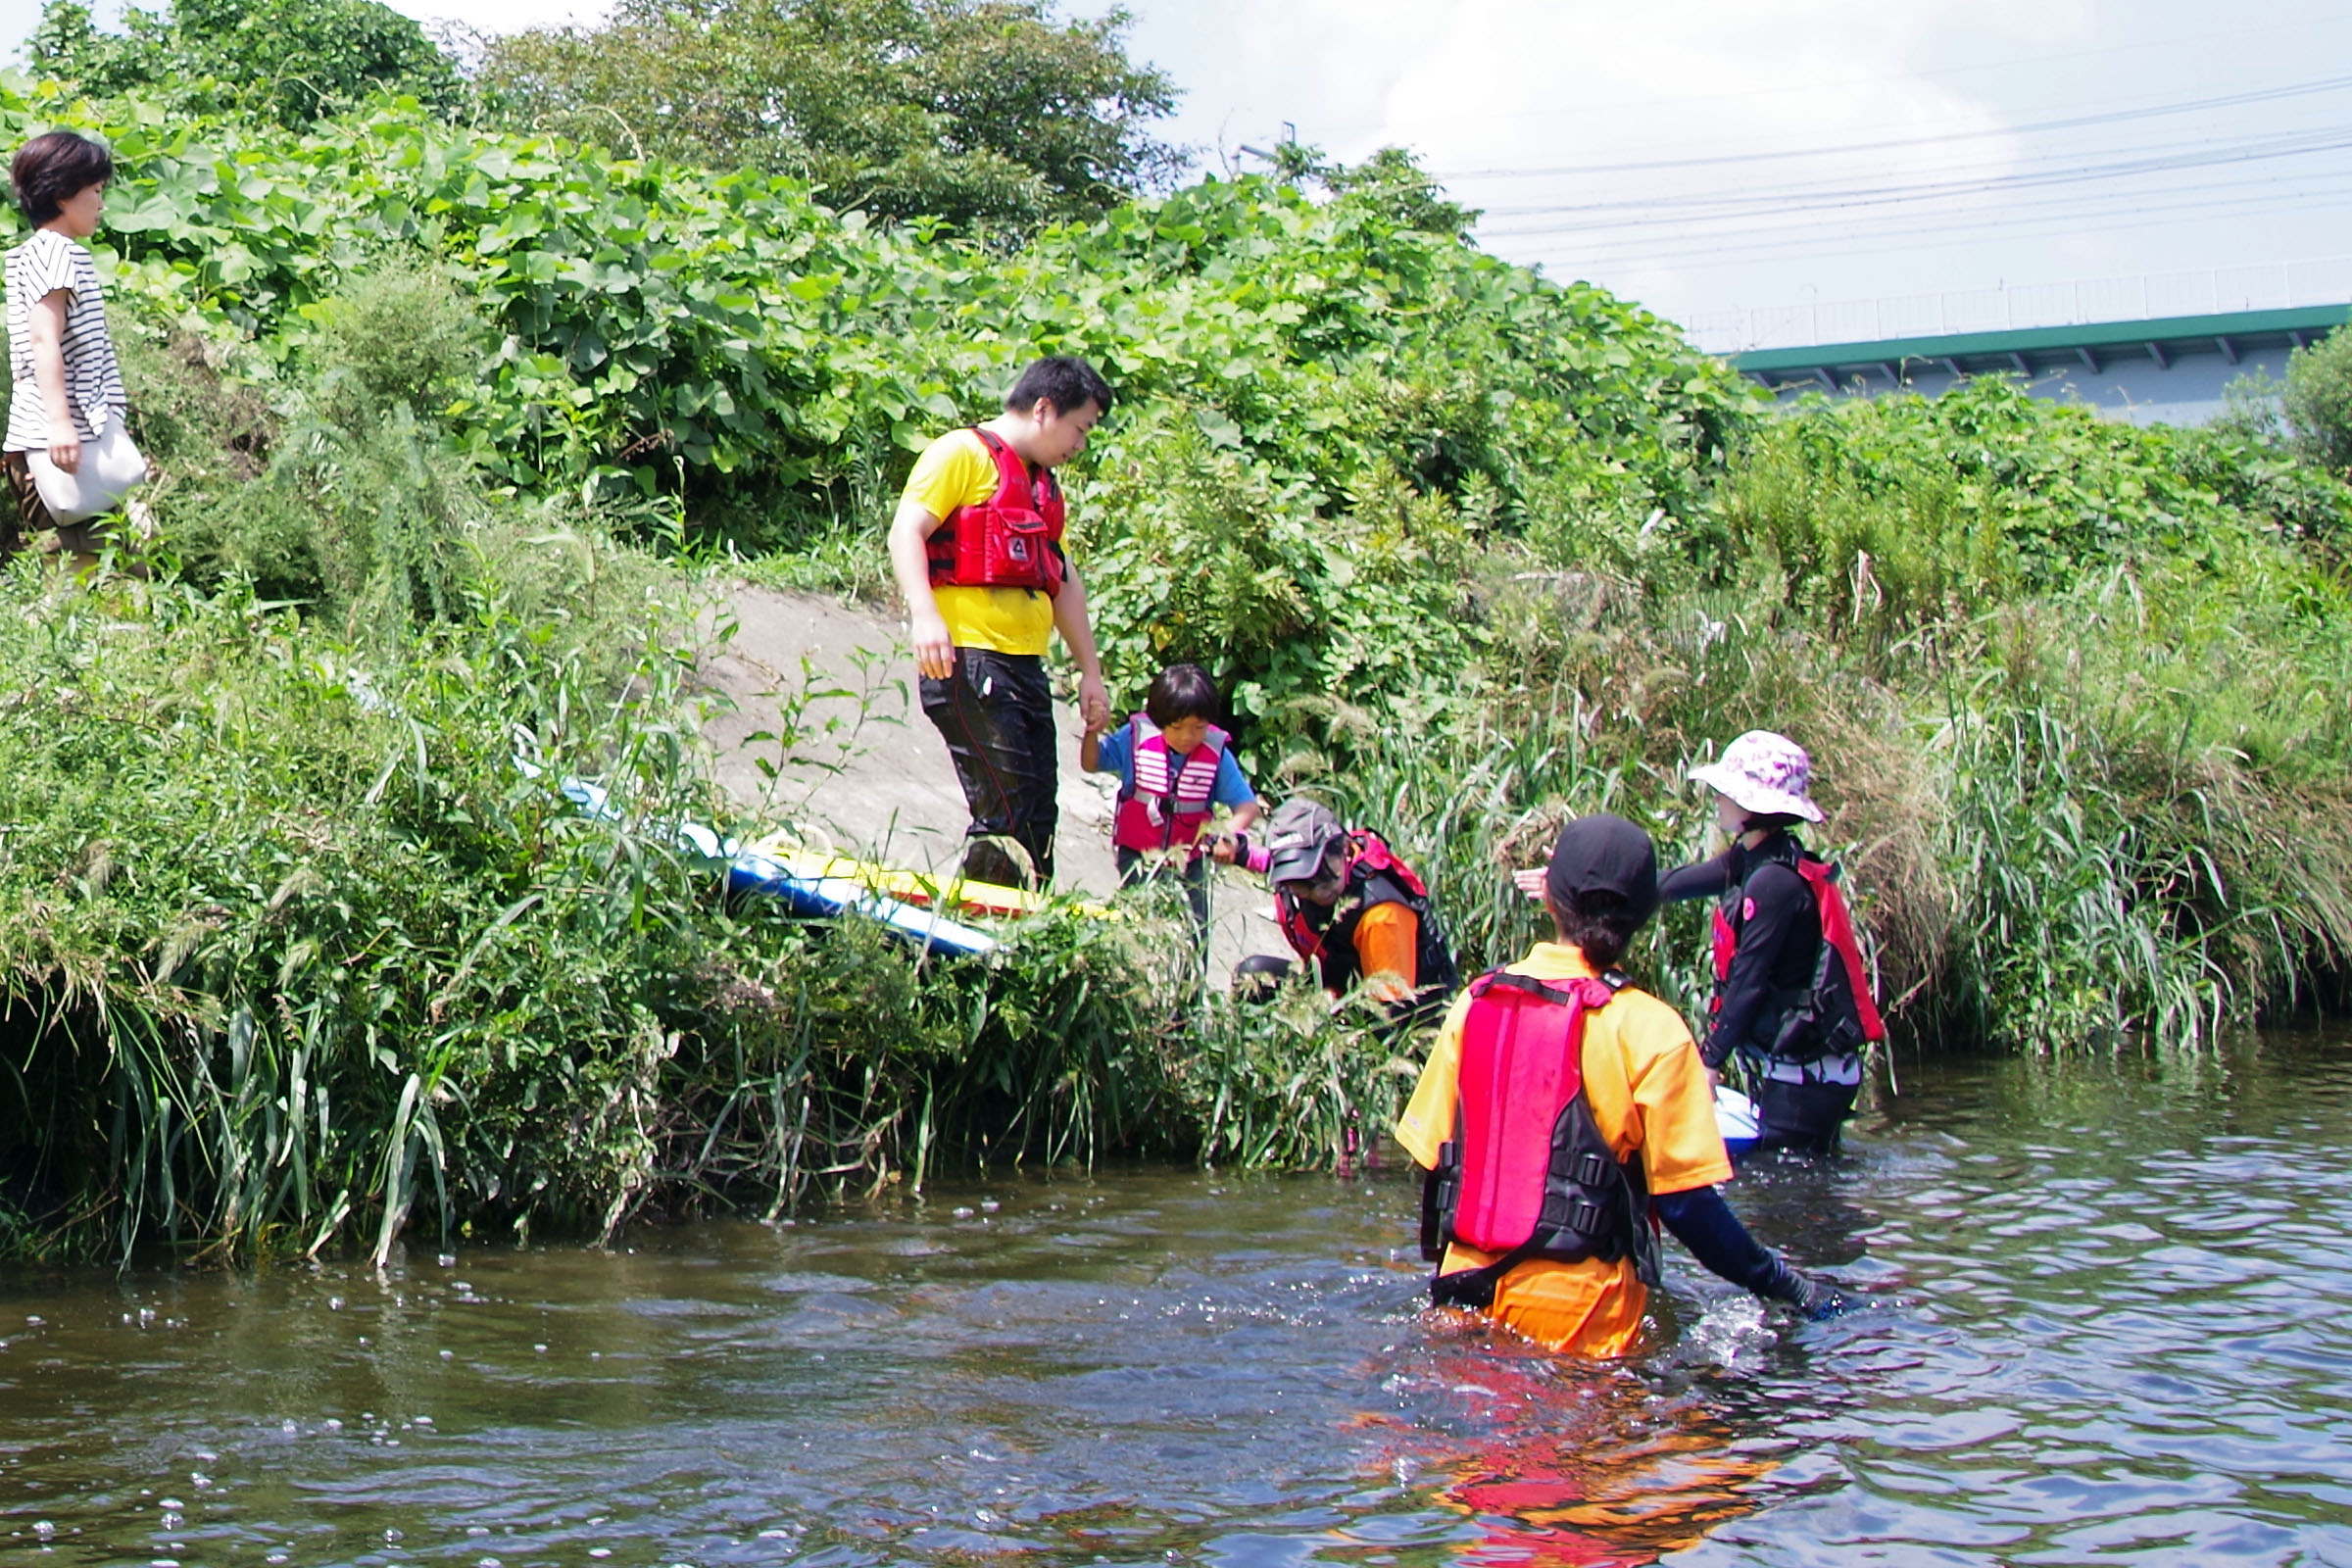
[
  {"left": 1398, "top": 812, "right": 1841, "bottom": 1355},
  {"left": 1663, "top": 730, "right": 1886, "bottom": 1155}
]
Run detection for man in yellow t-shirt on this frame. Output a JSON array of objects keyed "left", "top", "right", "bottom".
[
  {"left": 886, "top": 358, "right": 1114, "bottom": 887},
  {"left": 1396, "top": 813, "right": 1838, "bottom": 1357}
]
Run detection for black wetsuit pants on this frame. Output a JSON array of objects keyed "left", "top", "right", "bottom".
[
  {"left": 1751, "top": 1074, "right": 1859, "bottom": 1155},
  {"left": 920, "top": 647, "right": 1057, "bottom": 887}
]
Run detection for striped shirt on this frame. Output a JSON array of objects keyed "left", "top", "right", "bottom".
[{"left": 5, "top": 227, "right": 126, "bottom": 451}]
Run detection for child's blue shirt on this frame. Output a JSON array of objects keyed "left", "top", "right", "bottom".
[{"left": 1092, "top": 725, "right": 1256, "bottom": 807}]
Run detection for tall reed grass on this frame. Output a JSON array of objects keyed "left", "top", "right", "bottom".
[{"left": 11, "top": 238, "right": 2351, "bottom": 1266}]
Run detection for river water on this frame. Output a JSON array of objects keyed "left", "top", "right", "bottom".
[{"left": 6, "top": 1032, "right": 2352, "bottom": 1568}]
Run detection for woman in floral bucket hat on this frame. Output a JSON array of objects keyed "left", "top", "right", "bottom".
[{"left": 1658, "top": 731, "right": 1886, "bottom": 1154}]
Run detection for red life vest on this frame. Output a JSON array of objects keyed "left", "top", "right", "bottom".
[
  {"left": 1423, "top": 969, "right": 1662, "bottom": 1304},
  {"left": 1110, "top": 715, "right": 1228, "bottom": 854},
  {"left": 1274, "top": 828, "right": 1458, "bottom": 1011},
  {"left": 1710, "top": 848, "right": 1886, "bottom": 1057},
  {"left": 1274, "top": 829, "right": 1428, "bottom": 962},
  {"left": 924, "top": 428, "right": 1066, "bottom": 598}
]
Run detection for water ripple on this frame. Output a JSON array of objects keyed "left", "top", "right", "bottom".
[{"left": 5, "top": 1032, "right": 2352, "bottom": 1565}]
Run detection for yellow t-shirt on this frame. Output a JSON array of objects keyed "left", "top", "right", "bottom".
[
  {"left": 901, "top": 427, "right": 1057, "bottom": 658},
  {"left": 1395, "top": 943, "right": 1734, "bottom": 1358}
]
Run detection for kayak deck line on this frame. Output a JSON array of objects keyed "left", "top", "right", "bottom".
[{"left": 734, "top": 831, "right": 1122, "bottom": 921}]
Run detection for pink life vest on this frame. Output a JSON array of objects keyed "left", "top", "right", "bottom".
[
  {"left": 1432, "top": 969, "right": 1657, "bottom": 1288},
  {"left": 1111, "top": 715, "right": 1229, "bottom": 854}
]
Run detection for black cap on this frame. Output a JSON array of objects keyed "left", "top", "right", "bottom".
[{"left": 1544, "top": 813, "right": 1659, "bottom": 925}]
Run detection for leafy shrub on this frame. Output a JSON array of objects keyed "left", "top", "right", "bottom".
[
  {"left": 473, "top": 0, "right": 1183, "bottom": 236},
  {"left": 2283, "top": 323, "right": 2352, "bottom": 475},
  {"left": 1077, "top": 410, "right": 1486, "bottom": 761},
  {"left": 293, "top": 255, "right": 487, "bottom": 428},
  {"left": 1708, "top": 379, "right": 2352, "bottom": 616},
  {"left": 30, "top": 0, "right": 462, "bottom": 127}
]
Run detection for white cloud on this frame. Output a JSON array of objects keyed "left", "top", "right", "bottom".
[
  {"left": 1369, "top": 1, "right": 2047, "bottom": 314},
  {"left": 1105, "top": 0, "right": 2129, "bottom": 325}
]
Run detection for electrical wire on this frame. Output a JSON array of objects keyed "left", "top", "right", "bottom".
[
  {"left": 1475, "top": 125, "right": 2352, "bottom": 220},
  {"left": 1521, "top": 182, "right": 2352, "bottom": 271},
  {"left": 1475, "top": 133, "right": 2352, "bottom": 240},
  {"left": 1287, "top": 7, "right": 2352, "bottom": 144},
  {"left": 1435, "top": 71, "right": 2352, "bottom": 183},
  {"left": 1510, "top": 165, "right": 2352, "bottom": 264},
  {"left": 1515, "top": 179, "right": 2352, "bottom": 275}
]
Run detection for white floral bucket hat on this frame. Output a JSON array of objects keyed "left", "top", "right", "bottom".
[{"left": 1688, "top": 730, "right": 1825, "bottom": 823}]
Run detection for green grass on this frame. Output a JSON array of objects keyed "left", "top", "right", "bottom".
[{"left": 5, "top": 90, "right": 2351, "bottom": 1262}]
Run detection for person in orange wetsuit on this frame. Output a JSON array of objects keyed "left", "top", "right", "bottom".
[
  {"left": 1396, "top": 813, "right": 1838, "bottom": 1356},
  {"left": 1226, "top": 797, "right": 1458, "bottom": 1023}
]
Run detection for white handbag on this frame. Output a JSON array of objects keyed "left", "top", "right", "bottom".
[{"left": 25, "top": 418, "right": 148, "bottom": 525}]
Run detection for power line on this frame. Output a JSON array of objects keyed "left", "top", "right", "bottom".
[
  {"left": 1279, "top": 7, "right": 2352, "bottom": 143},
  {"left": 1433, "top": 72, "right": 2352, "bottom": 183},
  {"left": 1475, "top": 123, "right": 2352, "bottom": 220},
  {"left": 1474, "top": 132, "right": 2352, "bottom": 240},
  {"left": 1512, "top": 180, "right": 2352, "bottom": 276},
  {"left": 1516, "top": 178, "right": 2352, "bottom": 270},
  {"left": 1511, "top": 165, "right": 2352, "bottom": 265}
]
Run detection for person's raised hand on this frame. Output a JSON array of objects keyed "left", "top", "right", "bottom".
[
  {"left": 1511, "top": 865, "right": 1546, "bottom": 903},
  {"left": 909, "top": 609, "right": 955, "bottom": 681}
]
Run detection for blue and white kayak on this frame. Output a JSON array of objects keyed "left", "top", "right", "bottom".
[
  {"left": 547, "top": 772, "right": 999, "bottom": 957},
  {"left": 723, "top": 841, "right": 999, "bottom": 957},
  {"left": 1715, "top": 1086, "right": 1760, "bottom": 1160}
]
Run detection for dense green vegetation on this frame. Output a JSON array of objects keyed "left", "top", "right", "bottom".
[
  {"left": 31, "top": 0, "right": 1181, "bottom": 234},
  {"left": 29, "top": 0, "right": 460, "bottom": 126},
  {"left": 2225, "top": 323, "right": 2352, "bottom": 476},
  {"left": 0, "top": 76, "right": 2348, "bottom": 1264},
  {"left": 474, "top": 0, "right": 1183, "bottom": 235}
]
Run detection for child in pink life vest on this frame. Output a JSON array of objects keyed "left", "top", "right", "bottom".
[{"left": 1082, "top": 662, "right": 1260, "bottom": 939}]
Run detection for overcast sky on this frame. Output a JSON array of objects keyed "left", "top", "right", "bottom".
[{"left": 3, "top": 0, "right": 2348, "bottom": 345}]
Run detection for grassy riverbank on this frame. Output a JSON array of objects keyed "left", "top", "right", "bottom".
[
  {"left": 0, "top": 553, "right": 1413, "bottom": 1264},
  {"left": 0, "top": 85, "right": 2348, "bottom": 1261}
]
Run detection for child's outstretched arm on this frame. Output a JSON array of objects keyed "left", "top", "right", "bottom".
[
  {"left": 1080, "top": 708, "right": 1119, "bottom": 774},
  {"left": 1208, "top": 801, "right": 1262, "bottom": 864}
]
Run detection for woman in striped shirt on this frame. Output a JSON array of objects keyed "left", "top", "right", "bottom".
[{"left": 4, "top": 130, "right": 132, "bottom": 563}]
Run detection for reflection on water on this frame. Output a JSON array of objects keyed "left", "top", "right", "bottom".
[{"left": 5, "top": 1029, "right": 2352, "bottom": 1567}]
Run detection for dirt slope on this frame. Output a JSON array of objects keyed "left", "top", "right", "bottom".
[{"left": 695, "top": 583, "right": 1284, "bottom": 974}]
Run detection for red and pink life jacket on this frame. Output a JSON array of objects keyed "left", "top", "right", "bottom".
[
  {"left": 1710, "top": 849, "right": 1886, "bottom": 1058},
  {"left": 1422, "top": 969, "right": 1661, "bottom": 1300},
  {"left": 1111, "top": 714, "right": 1230, "bottom": 854},
  {"left": 925, "top": 428, "right": 1066, "bottom": 598}
]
